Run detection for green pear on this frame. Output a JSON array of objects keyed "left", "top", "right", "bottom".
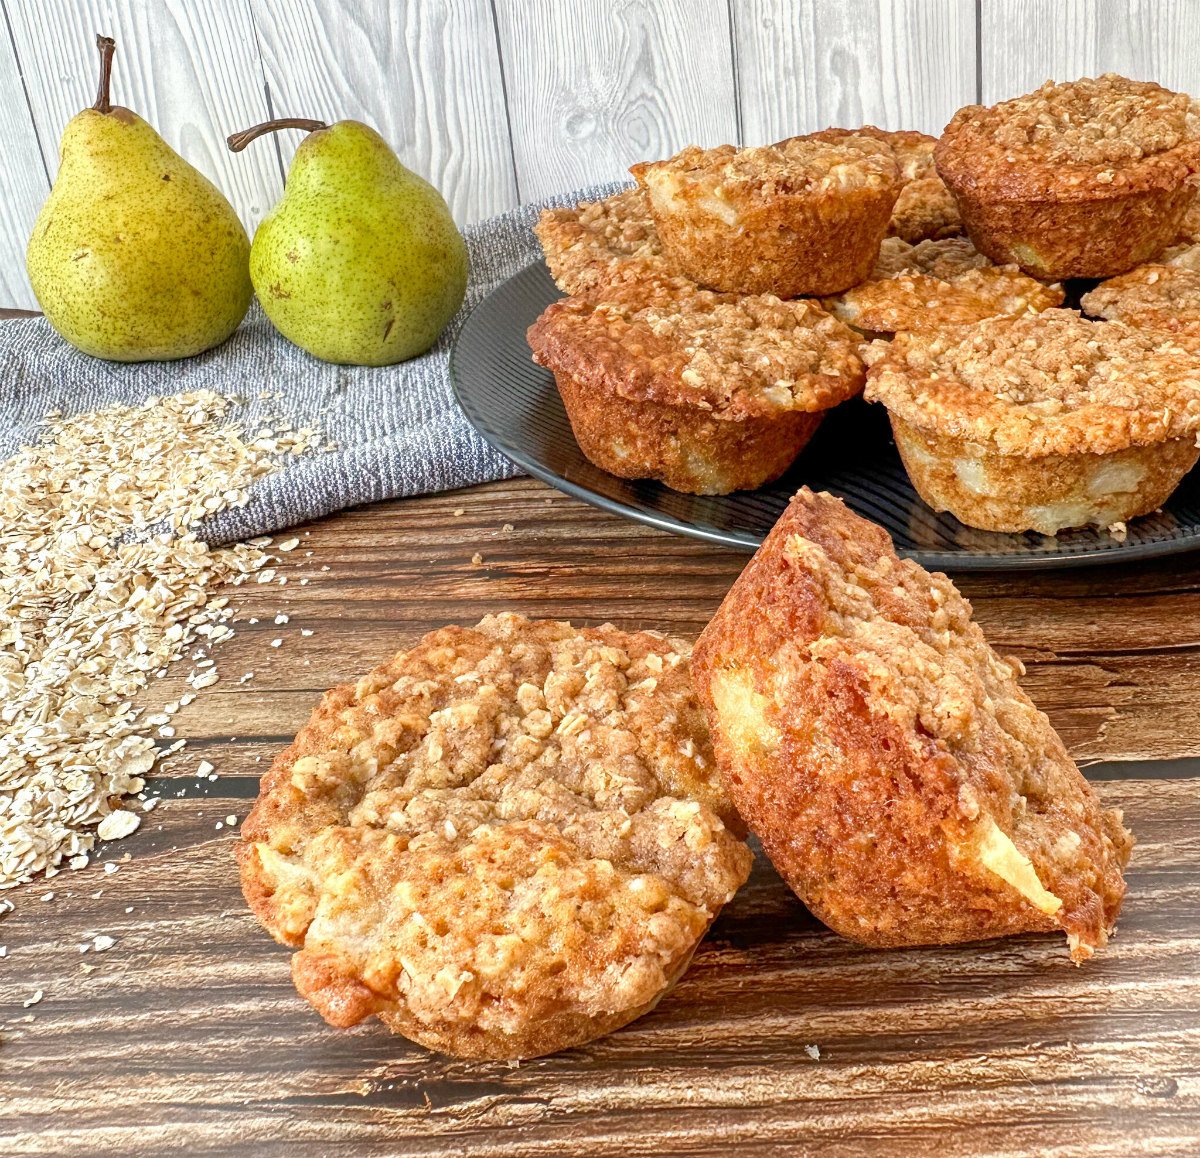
[
  {"left": 26, "top": 36, "right": 251, "bottom": 362},
  {"left": 227, "top": 117, "right": 467, "bottom": 366}
]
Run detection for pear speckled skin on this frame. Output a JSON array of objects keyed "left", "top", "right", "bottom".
[
  {"left": 250, "top": 121, "right": 468, "bottom": 366},
  {"left": 27, "top": 106, "right": 252, "bottom": 362}
]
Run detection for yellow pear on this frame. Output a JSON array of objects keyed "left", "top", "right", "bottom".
[
  {"left": 27, "top": 35, "right": 251, "bottom": 361},
  {"left": 227, "top": 117, "right": 467, "bottom": 365}
]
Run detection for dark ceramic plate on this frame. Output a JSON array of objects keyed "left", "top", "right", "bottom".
[{"left": 450, "top": 261, "right": 1200, "bottom": 570}]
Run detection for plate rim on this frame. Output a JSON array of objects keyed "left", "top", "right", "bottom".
[{"left": 450, "top": 259, "right": 1200, "bottom": 572}]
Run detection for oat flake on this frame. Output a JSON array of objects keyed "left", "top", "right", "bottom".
[{"left": 0, "top": 391, "right": 318, "bottom": 887}]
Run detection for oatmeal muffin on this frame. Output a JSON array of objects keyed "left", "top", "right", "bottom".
[
  {"left": 238, "top": 613, "right": 752, "bottom": 1060},
  {"left": 824, "top": 236, "right": 1063, "bottom": 336},
  {"left": 630, "top": 135, "right": 901, "bottom": 297},
  {"left": 1082, "top": 258, "right": 1200, "bottom": 335},
  {"left": 534, "top": 186, "right": 667, "bottom": 295},
  {"left": 865, "top": 309, "right": 1200, "bottom": 534},
  {"left": 527, "top": 265, "right": 865, "bottom": 494},
  {"left": 693, "top": 488, "right": 1133, "bottom": 961},
  {"left": 813, "top": 127, "right": 961, "bottom": 243},
  {"left": 936, "top": 74, "right": 1200, "bottom": 279}
]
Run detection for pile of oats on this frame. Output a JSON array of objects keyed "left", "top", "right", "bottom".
[{"left": 0, "top": 390, "right": 317, "bottom": 887}]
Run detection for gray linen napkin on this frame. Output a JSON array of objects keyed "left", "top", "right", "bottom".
[{"left": 0, "top": 182, "right": 625, "bottom": 544}]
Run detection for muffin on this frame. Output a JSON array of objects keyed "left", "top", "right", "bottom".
[
  {"left": 527, "top": 264, "right": 865, "bottom": 494},
  {"left": 693, "top": 488, "right": 1133, "bottom": 962},
  {"left": 534, "top": 186, "right": 667, "bottom": 295},
  {"left": 865, "top": 309, "right": 1200, "bottom": 534},
  {"left": 813, "top": 127, "right": 962, "bottom": 243},
  {"left": 238, "top": 613, "right": 752, "bottom": 1060},
  {"left": 1082, "top": 258, "right": 1200, "bottom": 335},
  {"left": 936, "top": 74, "right": 1200, "bottom": 279},
  {"left": 630, "top": 135, "right": 901, "bottom": 297},
  {"left": 824, "top": 236, "right": 1063, "bottom": 336}
]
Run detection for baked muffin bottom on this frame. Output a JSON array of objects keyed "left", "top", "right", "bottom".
[
  {"left": 891, "top": 415, "right": 1200, "bottom": 534},
  {"left": 553, "top": 366, "right": 823, "bottom": 494},
  {"left": 946, "top": 181, "right": 1197, "bottom": 280}
]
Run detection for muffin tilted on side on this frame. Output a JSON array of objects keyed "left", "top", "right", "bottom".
[
  {"left": 936, "top": 74, "right": 1200, "bottom": 279},
  {"left": 238, "top": 613, "right": 752, "bottom": 1060},
  {"left": 865, "top": 310, "right": 1200, "bottom": 534},
  {"left": 693, "top": 489, "right": 1133, "bottom": 961},
  {"left": 527, "top": 265, "right": 865, "bottom": 494},
  {"left": 631, "top": 134, "right": 902, "bottom": 297}
]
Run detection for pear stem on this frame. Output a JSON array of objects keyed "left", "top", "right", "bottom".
[
  {"left": 93, "top": 35, "right": 116, "bottom": 114},
  {"left": 226, "top": 118, "right": 328, "bottom": 152}
]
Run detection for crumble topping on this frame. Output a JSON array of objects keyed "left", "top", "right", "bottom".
[
  {"left": 826, "top": 238, "right": 1063, "bottom": 332},
  {"left": 531, "top": 265, "right": 865, "bottom": 418},
  {"left": 866, "top": 309, "right": 1200, "bottom": 455},
  {"left": 241, "top": 614, "right": 751, "bottom": 1041},
  {"left": 634, "top": 134, "right": 900, "bottom": 204},
  {"left": 534, "top": 187, "right": 665, "bottom": 295},
  {"left": 1082, "top": 263, "right": 1200, "bottom": 334},
  {"left": 955, "top": 75, "right": 1200, "bottom": 167}
]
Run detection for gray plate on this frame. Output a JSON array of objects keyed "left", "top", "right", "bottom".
[{"left": 450, "top": 260, "right": 1200, "bottom": 570}]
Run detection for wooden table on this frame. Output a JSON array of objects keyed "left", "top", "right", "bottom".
[{"left": 1, "top": 477, "right": 1198, "bottom": 1157}]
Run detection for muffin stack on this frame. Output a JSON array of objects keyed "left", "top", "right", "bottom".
[{"left": 531, "top": 74, "right": 1200, "bottom": 536}]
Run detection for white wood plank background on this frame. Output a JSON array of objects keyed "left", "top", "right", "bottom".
[{"left": 0, "top": 0, "right": 1195, "bottom": 308}]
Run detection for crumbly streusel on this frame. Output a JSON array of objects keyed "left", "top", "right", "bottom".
[
  {"left": 826, "top": 237, "right": 1063, "bottom": 333},
  {"left": 239, "top": 613, "right": 751, "bottom": 1059},
  {"left": 964, "top": 74, "right": 1200, "bottom": 168},
  {"left": 693, "top": 488, "right": 1132, "bottom": 961},
  {"left": 638, "top": 136, "right": 899, "bottom": 201},
  {"left": 533, "top": 266, "right": 865, "bottom": 419},
  {"left": 866, "top": 309, "right": 1200, "bottom": 455},
  {"left": 534, "top": 187, "right": 665, "bottom": 295},
  {"left": 1082, "top": 263, "right": 1200, "bottom": 334}
]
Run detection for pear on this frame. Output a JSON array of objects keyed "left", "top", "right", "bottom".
[
  {"left": 26, "top": 35, "right": 251, "bottom": 361},
  {"left": 227, "top": 118, "right": 467, "bottom": 365}
]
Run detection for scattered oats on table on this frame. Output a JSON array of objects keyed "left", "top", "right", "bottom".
[{"left": 0, "top": 390, "right": 319, "bottom": 888}]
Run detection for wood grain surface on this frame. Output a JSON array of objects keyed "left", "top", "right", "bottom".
[
  {"left": 980, "top": 0, "right": 1200, "bottom": 103},
  {"left": 248, "top": 0, "right": 518, "bottom": 226},
  {"left": 491, "top": 0, "right": 738, "bottom": 202},
  {"left": 733, "top": 0, "right": 977, "bottom": 143},
  {"left": 0, "top": 24, "right": 49, "bottom": 311},
  {"left": 6, "top": 0, "right": 281, "bottom": 235},
  {"left": 1, "top": 477, "right": 1198, "bottom": 1156}
]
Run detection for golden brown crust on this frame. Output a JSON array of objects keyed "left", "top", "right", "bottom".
[
  {"left": 527, "top": 267, "right": 864, "bottom": 493},
  {"left": 632, "top": 136, "right": 901, "bottom": 296},
  {"left": 824, "top": 237, "right": 1063, "bottom": 334},
  {"left": 692, "top": 488, "right": 1133, "bottom": 960},
  {"left": 1081, "top": 261, "right": 1200, "bottom": 335},
  {"left": 534, "top": 187, "right": 668, "bottom": 295},
  {"left": 864, "top": 309, "right": 1200, "bottom": 457},
  {"left": 239, "top": 613, "right": 752, "bottom": 1059},
  {"left": 936, "top": 75, "right": 1200, "bottom": 279},
  {"left": 811, "top": 127, "right": 962, "bottom": 242}
]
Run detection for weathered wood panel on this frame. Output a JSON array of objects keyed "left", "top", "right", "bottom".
[
  {"left": 981, "top": 0, "right": 1200, "bottom": 102},
  {"left": 733, "top": 0, "right": 977, "bottom": 143},
  {"left": 248, "top": 0, "right": 517, "bottom": 225},
  {"left": 492, "top": 0, "right": 738, "bottom": 199},
  {"left": 0, "top": 30, "right": 49, "bottom": 310},
  {"left": 5, "top": 0, "right": 280, "bottom": 233}
]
